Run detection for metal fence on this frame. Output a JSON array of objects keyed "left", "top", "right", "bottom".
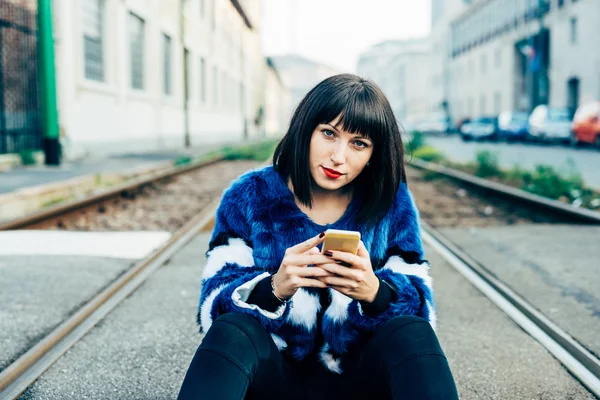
[{"left": 0, "top": 0, "right": 41, "bottom": 155}]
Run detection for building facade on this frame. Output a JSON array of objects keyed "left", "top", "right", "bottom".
[
  {"left": 448, "top": 0, "right": 600, "bottom": 121},
  {"left": 54, "top": 0, "right": 269, "bottom": 157},
  {"left": 357, "top": 39, "right": 431, "bottom": 125},
  {"left": 264, "top": 57, "right": 291, "bottom": 137}
]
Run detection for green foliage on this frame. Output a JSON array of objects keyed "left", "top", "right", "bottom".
[
  {"left": 521, "top": 164, "right": 585, "bottom": 201},
  {"left": 221, "top": 139, "right": 279, "bottom": 162},
  {"left": 412, "top": 146, "right": 446, "bottom": 162},
  {"left": 407, "top": 130, "right": 426, "bottom": 153},
  {"left": 474, "top": 150, "right": 501, "bottom": 178},
  {"left": 19, "top": 150, "right": 36, "bottom": 165}
]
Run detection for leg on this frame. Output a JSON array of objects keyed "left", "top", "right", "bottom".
[
  {"left": 177, "top": 313, "right": 302, "bottom": 400},
  {"left": 347, "top": 315, "right": 459, "bottom": 400}
]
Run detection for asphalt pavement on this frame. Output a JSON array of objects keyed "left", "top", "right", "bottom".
[
  {"left": 18, "top": 233, "right": 594, "bottom": 399},
  {"left": 421, "top": 135, "right": 600, "bottom": 189}
]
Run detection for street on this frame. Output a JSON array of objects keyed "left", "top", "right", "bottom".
[{"left": 421, "top": 136, "right": 600, "bottom": 189}]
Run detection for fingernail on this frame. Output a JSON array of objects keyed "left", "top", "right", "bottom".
[
  {"left": 319, "top": 232, "right": 325, "bottom": 238},
  {"left": 324, "top": 251, "right": 333, "bottom": 257}
]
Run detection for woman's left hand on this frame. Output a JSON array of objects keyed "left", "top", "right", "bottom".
[{"left": 316, "top": 241, "right": 379, "bottom": 303}]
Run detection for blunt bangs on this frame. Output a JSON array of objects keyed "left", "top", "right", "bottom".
[{"left": 274, "top": 73, "right": 406, "bottom": 227}]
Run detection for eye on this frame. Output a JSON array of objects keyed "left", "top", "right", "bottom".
[
  {"left": 322, "top": 129, "right": 335, "bottom": 138},
  {"left": 354, "top": 140, "right": 368, "bottom": 149}
]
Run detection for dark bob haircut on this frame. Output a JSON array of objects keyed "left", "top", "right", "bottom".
[{"left": 273, "top": 73, "right": 406, "bottom": 227}]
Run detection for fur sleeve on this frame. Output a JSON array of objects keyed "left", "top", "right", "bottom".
[
  {"left": 197, "top": 172, "right": 291, "bottom": 333},
  {"left": 347, "top": 186, "right": 436, "bottom": 332}
]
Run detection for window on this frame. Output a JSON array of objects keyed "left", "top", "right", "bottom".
[
  {"left": 570, "top": 17, "right": 577, "bottom": 44},
  {"left": 83, "top": 0, "right": 105, "bottom": 81},
  {"left": 558, "top": 0, "right": 564, "bottom": 7},
  {"left": 129, "top": 12, "right": 145, "bottom": 90},
  {"left": 163, "top": 34, "right": 172, "bottom": 95},
  {"left": 200, "top": 0, "right": 204, "bottom": 17},
  {"left": 213, "top": 65, "right": 218, "bottom": 105},
  {"left": 481, "top": 54, "right": 487, "bottom": 74},
  {"left": 200, "top": 57, "right": 206, "bottom": 103}
]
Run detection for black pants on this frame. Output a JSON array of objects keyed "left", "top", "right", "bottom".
[{"left": 178, "top": 313, "right": 458, "bottom": 400}]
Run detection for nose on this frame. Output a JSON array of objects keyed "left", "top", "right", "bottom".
[{"left": 330, "top": 142, "right": 347, "bottom": 165}]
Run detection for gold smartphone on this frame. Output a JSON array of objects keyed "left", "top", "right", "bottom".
[{"left": 321, "top": 229, "right": 361, "bottom": 255}]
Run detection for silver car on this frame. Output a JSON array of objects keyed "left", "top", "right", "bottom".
[{"left": 528, "top": 105, "right": 572, "bottom": 143}]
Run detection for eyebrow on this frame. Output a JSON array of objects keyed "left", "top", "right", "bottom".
[{"left": 323, "top": 124, "right": 371, "bottom": 140}]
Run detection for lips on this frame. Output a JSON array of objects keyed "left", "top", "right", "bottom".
[{"left": 322, "top": 166, "right": 343, "bottom": 179}]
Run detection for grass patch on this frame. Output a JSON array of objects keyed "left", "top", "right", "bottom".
[
  {"left": 220, "top": 139, "right": 279, "bottom": 162},
  {"left": 412, "top": 146, "right": 446, "bottom": 162}
]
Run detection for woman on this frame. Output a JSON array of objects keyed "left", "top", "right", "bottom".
[{"left": 178, "top": 74, "right": 459, "bottom": 399}]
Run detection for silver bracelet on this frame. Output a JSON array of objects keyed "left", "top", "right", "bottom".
[{"left": 271, "top": 275, "right": 291, "bottom": 304}]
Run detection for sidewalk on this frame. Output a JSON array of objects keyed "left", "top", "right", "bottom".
[{"left": 0, "top": 146, "right": 222, "bottom": 195}]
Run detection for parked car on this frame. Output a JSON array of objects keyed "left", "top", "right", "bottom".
[
  {"left": 460, "top": 116, "right": 498, "bottom": 141},
  {"left": 497, "top": 111, "right": 530, "bottom": 142},
  {"left": 571, "top": 101, "right": 600, "bottom": 147},
  {"left": 528, "top": 105, "right": 572, "bottom": 143},
  {"left": 414, "top": 112, "right": 453, "bottom": 135}
]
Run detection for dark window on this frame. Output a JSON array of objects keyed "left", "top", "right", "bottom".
[
  {"left": 163, "top": 34, "right": 172, "bottom": 95},
  {"left": 200, "top": 57, "right": 206, "bottom": 103},
  {"left": 83, "top": 0, "right": 105, "bottom": 81},
  {"left": 558, "top": 0, "right": 564, "bottom": 7},
  {"left": 570, "top": 17, "right": 577, "bottom": 44},
  {"left": 129, "top": 12, "right": 145, "bottom": 90}
]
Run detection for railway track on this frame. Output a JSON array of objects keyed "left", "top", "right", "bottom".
[
  {"left": 0, "top": 155, "right": 224, "bottom": 231},
  {"left": 407, "top": 159, "right": 600, "bottom": 396},
  {"left": 1, "top": 157, "right": 599, "bottom": 398}
]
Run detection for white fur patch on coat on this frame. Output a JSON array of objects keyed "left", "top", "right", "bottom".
[
  {"left": 382, "top": 257, "right": 432, "bottom": 290},
  {"left": 324, "top": 289, "right": 352, "bottom": 322},
  {"left": 287, "top": 289, "right": 320, "bottom": 330},
  {"left": 200, "top": 284, "right": 226, "bottom": 332},
  {"left": 202, "top": 238, "right": 254, "bottom": 280},
  {"left": 319, "top": 343, "right": 343, "bottom": 374}
]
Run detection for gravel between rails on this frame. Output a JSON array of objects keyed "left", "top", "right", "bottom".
[
  {"left": 406, "top": 166, "right": 563, "bottom": 227},
  {"left": 47, "top": 160, "right": 260, "bottom": 232}
]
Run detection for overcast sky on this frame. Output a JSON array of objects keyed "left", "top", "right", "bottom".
[{"left": 261, "top": 0, "right": 432, "bottom": 73}]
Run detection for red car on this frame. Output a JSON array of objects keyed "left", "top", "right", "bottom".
[{"left": 571, "top": 101, "right": 600, "bottom": 147}]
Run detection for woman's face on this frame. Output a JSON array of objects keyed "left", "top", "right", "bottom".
[{"left": 309, "top": 115, "right": 373, "bottom": 193}]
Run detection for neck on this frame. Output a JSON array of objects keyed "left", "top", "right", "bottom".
[{"left": 287, "top": 178, "right": 353, "bottom": 208}]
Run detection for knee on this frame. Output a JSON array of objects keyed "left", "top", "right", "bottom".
[
  {"left": 200, "top": 313, "right": 273, "bottom": 360},
  {"left": 372, "top": 315, "right": 442, "bottom": 356}
]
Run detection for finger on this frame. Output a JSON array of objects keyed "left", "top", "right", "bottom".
[
  {"left": 320, "top": 276, "right": 359, "bottom": 289},
  {"left": 323, "top": 250, "right": 365, "bottom": 270},
  {"left": 284, "top": 254, "right": 334, "bottom": 267},
  {"left": 305, "top": 246, "right": 321, "bottom": 255},
  {"left": 319, "top": 263, "right": 357, "bottom": 279},
  {"left": 297, "top": 277, "right": 328, "bottom": 289},
  {"left": 287, "top": 233, "right": 326, "bottom": 255},
  {"left": 357, "top": 241, "right": 369, "bottom": 259},
  {"left": 290, "top": 266, "right": 333, "bottom": 278}
]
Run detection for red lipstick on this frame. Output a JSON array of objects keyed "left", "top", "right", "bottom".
[{"left": 322, "top": 166, "right": 343, "bottom": 179}]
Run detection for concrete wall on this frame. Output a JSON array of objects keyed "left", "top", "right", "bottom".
[{"left": 53, "top": 0, "right": 266, "bottom": 156}]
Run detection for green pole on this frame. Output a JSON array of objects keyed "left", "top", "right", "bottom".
[{"left": 38, "top": 0, "right": 60, "bottom": 165}]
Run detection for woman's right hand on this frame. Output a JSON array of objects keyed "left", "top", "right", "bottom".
[{"left": 272, "top": 233, "right": 333, "bottom": 300}]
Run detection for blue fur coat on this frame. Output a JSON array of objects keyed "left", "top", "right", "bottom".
[{"left": 197, "top": 165, "right": 435, "bottom": 374}]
